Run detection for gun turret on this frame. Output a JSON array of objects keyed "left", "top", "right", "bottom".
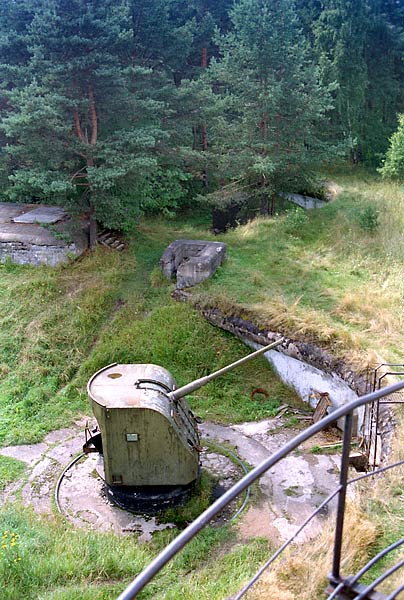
[{"left": 86, "top": 337, "right": 284, "bottom": 512}]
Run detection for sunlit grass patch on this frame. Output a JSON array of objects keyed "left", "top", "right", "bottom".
[
  {"left": 0, "top": 457, "right": 26, "bottom": 491},
  {"left": 0, "top": 249, "right": 136, "bottom": 445},
  {"left": 76, "top": 299, "right": 301, "bottom": 424},
  {"left": 193, "top": 174, "right": 404, "bottom": 365},
  {"left": 0, "top": 504, "right": 268, "bottom": 600}
]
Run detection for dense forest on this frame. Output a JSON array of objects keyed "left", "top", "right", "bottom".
[{"left": 0, "top": 0, "right": 403, "bottom": 232}]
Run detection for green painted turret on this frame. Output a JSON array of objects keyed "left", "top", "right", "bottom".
[{"left": 86, "top": 339, "right": 283, "bottom": 509}]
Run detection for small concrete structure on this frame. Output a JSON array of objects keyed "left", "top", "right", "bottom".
[
  {"left": 160, "top": 239, "right": 226, "bottom": 289},
  {"left": 280, "top": 192, "right": 326, "bottom": 210},
  {"left": 0, "top": 202, "right": 88, "bottom": 266}
]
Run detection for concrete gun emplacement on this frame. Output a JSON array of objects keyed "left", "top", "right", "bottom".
[{"left": 85, "top": 338, "right": 283, "bottom": 511}]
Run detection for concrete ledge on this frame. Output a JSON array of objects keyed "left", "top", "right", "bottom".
[
  {"left": 280, "top": 192, "right": 326, "bottom": 210},
  {"left": 0, "top": 202, "right": 88, "bottom": 266}
]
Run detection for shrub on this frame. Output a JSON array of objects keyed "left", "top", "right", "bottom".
[
  {"left": 358, "top": 205, "right": 380, "bottom": 233},
  {"left": 283, "top": 207, "right": 309, "bottom": 234}
]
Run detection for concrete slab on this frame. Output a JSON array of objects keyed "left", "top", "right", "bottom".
[
  {"left": 0, "top": 222, "right": 63, "bottom": 245},
  {"left": 13, "top": 206, "right": 66, "bottom": 224},
  {"left": 0, "top": 443, "right": 48, "bottom": 466},
  {"left": 1, "top": 416, "right": 342, "bottom": 545},
  {"left": 200, "top": 418, "right": 341, "bottom": 544},
  {"left": 280, "top": 192, "right": 326, "bottom": 210},
  {"left": 0, "top": 202, "right": 26, "bottom": 224},
  {"left": 0, "top": 202, "right": 88, "bottom": 265}
]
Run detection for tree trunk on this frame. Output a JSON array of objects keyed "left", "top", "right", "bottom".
[
  {"left": 260, "top": 175, "right": 269, "bottom": 215},
  {"left": 201, "top": 46, "right": 208, "bottom": 187},
  {"left": 88, "top": 208, "right": 98, "bottom": 250},
  {"left": 270, "top": 192, "right": 276, "bottom": 216},
  {"left": 72, "top": 85, "right": 99, "bottom": 250}
]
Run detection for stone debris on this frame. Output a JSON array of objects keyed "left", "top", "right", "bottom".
[{"left": 97, "top": 229, "right": 126, "bottom": 251}]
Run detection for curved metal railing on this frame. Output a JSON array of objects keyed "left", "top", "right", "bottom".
[{"left": 117, "top": 380, "right": 404, "bottom": 600}]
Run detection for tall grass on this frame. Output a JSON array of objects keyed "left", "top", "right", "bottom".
[
  {"left": 247, "top": 410, "right": 404, "bottom": 600},
  {"left": 1, "top": 172, "right": 403, "bottom": 599},
  {"left": 195, "top": 175, "right": 404, "bottom": 366},
  {"left": 0, "top": 220, "right": 300, "bottom": 447}
]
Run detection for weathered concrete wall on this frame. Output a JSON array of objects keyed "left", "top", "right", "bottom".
[
  {"left": 280, "top": 192, "right": 326, "bottom": 210},
  {"left": 0, "top": 241, "right": 85, "bottom": 267},
  {"left": 244, "top": 339, "right": 363, "bottom": 434},
  {"left": 0, "top": 202, "right": 88, "bottom": 266}
]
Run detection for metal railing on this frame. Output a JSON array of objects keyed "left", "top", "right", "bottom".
[
  {"left": 117, "top": 380, "right": 404, "bottom": 600},
  {"left": 365, "top": 363, "right": 404, "bottom": 470}
]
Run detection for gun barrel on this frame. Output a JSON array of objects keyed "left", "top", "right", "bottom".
[{"left": 168, "top": 338, "right": 284, "bottom": 401}]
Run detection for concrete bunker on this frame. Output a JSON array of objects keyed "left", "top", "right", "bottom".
[
  {"left": 160, "top": 239, "right": 226, "bottom": 289},
  {"left": 0, "top": 202, "right": 88, "bottom": 266}
]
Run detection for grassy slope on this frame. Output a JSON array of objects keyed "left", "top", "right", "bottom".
[
  {"left": 0, "top": 224, "right": 299, "bottom": 447},
  {"left": 0, "top": 211, "right": 297, "bottom": 598},
  {"left": 1, "top": 171, "right": 403, "bottom": 598},
  {"left": 197, "top": 172, "right": 404, "bottom": 366}
]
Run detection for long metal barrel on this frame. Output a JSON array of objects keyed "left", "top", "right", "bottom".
[{"left": 168, "top": 338, "right": 284, "bottom": 401}]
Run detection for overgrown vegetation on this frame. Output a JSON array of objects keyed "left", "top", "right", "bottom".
[
  {"left": 0, "top": 216, "right": 299, "bottom": 447},
  {"left": 0, "top": 1, "right": 402, "bottom": 597},
  {"left": 196, "top": 174, "right": 404, "bottom": 366},
  {"left": 1, "top": 172, "right": 404, "bottom": 598},
  {"left": 0, "top": 505, "right": 271, "bottom": 600},
  {"left": 249, "top": 409, "right": 404, "bottom": 599},
  {"left": 0, "top": 457, "right": 25, "bottom": 491},
  {"left": 0, "top": 1, "right": 402, "bottom": 226}
]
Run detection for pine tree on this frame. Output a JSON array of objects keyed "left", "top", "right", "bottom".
[
  {"left": 0, "top": 0, "right": 185, "bottom": 239},
  {"left": 362, "top": 0, "right": 404, "bottom": 163},
  {"left": 380, "top": 114, "right": 404, "bottom": 180},
  {"left": 207, "top": 0, "right": 334, "bottom": 212},
  {"left": 313, "top": 0, "right": 368, "bottom": 162},
  {"left": 311, "top": 0, "right": 404, "bottom": 163}
]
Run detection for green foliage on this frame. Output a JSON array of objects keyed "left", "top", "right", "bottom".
[
  {"left": 358, "top": 204, "right": 380, "bottom": 233},
  {"left": 0, "top": 0, "right": 194, "bottom": 229},
  {"left": 0, "top": 0, "right": 403, "bottom": 229},
  {"left": 207, "top": 0, "right": 336, "bottom": 201},
  {"left": 310, "top": 0, "right": 404, "bottom": 163},
  {"left": 283, "top": 207, "right": 310, "bottom": 235},
  {"left": 158, "top": 470, "right": 216, "bottom": 527},
  {"left": 380, "top": 114, "right": 404, "bottom": 180},
  {"left": 0, "top": 504, "right": 269, "bottom": 599},
  {"left": 0, "top": 457, "right": 26, "bottom": 492}
]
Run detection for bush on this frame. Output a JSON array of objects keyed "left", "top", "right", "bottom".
[
  {"left": 358, "top": 204, "right": 380, "bottom": 233},
  {"left": 283, "top": 207, "right": 309, "bottom": 234}
]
